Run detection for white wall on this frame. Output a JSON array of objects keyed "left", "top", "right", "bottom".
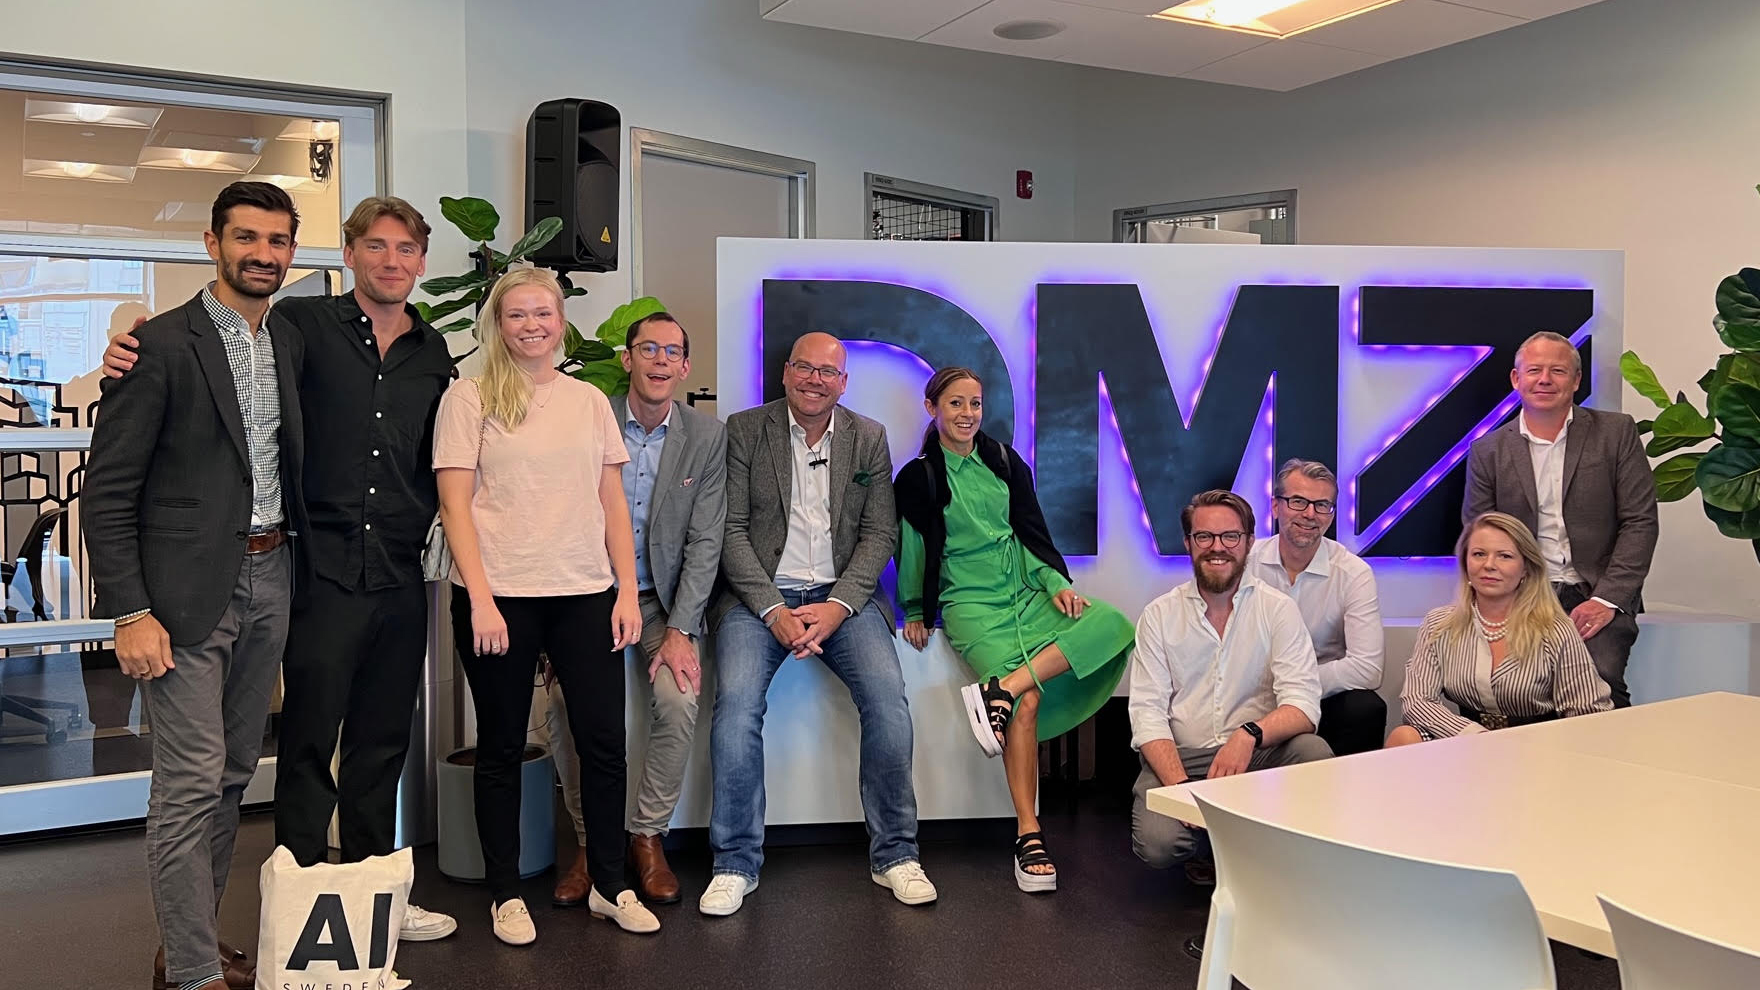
[
  {"left": 460, "top": 0, "right": 1094, "bottom": 336},
  {"left": 1073, "top": 0, "right": 1760, "bottom": 619}
]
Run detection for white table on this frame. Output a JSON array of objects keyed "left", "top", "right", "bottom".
[{"left": 1146, "top": 692, "right": 1760, "bottom": 956}]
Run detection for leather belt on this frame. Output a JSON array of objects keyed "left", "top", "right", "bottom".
[
  {"left": 1458, "top": 705, "right": 1560, "bottom": 731},
  {"left": 246, "top": 527, "right": 287, "bottom": 554}
]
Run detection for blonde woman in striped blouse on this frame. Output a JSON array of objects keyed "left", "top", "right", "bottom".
[{"left": 1389, "top": 512, "right": 1612, "bottom": 745}]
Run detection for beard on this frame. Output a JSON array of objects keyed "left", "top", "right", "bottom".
[
  {"left": 1193, "top": 553, "right": 1243, "bottom": 595},
  {"left": 1281, "top": 522, "right": 1323, "bottom": 550},
  {"left": 220, "top": 256, "right": 286, "bottom": 299}
]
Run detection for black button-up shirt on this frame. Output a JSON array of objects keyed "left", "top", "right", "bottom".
[{"left": 278, "top": 292, "right": 455, "bottom": 591}]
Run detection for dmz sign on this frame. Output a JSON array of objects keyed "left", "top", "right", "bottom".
[{"left": 716, "top": 240, "right": 1624, "bottom": 562}]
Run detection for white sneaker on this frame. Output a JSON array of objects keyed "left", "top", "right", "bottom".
[
  {"left": 399, "top": 904, "right": 457, "bottom": 942},
  {"left": 588, "top": 887, "right": 661, "bottom": 933},
  {"left": 871, "top": 861, "right": 938, "bottom": 905},
  {"left": 491, "top": 898, "right": 536, "bottom": 946},
  {"left": 698, "top": 873, "right": 758, "bottom": 916}
]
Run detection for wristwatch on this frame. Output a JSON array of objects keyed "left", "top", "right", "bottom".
[{"left": 1240, "top": 721, "right": 1264, "bottom": 749}]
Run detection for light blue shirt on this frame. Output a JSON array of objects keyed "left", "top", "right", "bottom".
[{"left": 623, "top": 404, "right": 672, "bottom": 591}]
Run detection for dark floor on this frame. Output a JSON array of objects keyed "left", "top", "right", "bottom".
[{"left": 1, "top": 794, "right": 1622, "bottom": 990}]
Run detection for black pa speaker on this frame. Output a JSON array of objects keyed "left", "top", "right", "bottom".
[{"left": 525, "top": 99, "right": 620, "bottom": 272}]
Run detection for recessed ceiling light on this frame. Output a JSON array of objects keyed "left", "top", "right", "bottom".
[
  {"left": 993, "top": 19, "right": 1066, "bottom": 41},
  {"left": 23, "top": 99, "right": 162, "bottom": 129},
  {"left": 1152, "top": 0, "right": 1404, "bottom": 39},
  {"left": 23, "top": 159, "right": 136, "bottom": 183}
]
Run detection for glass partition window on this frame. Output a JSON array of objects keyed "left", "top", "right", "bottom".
[{"left": 0, "top": 87, "right": 346, "bottom": 249}]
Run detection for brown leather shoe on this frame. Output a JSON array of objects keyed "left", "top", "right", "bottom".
[
  {"left": 629, "top": 832, "right": 681, "bottom": 904},
  {"left": 552, "top": 845, "right": 592, "bottom": 906},
  {"left": 153, "top": 945, "right": 254, "bottom": 990}
]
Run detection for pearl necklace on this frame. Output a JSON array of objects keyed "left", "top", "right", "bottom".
[{"left": 1472, "top": 601, "right": 1509, "bottom": 642}]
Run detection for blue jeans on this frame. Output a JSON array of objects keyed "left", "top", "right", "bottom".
[{"left": 710, "top": 587, "right": 920, "bottom": 881}]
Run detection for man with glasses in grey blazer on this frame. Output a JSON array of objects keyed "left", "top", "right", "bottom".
[
  {"left": 698, "top": 331, "right": 935, "bottom": 917},
  {"left": 544, "top": 312, "right": 725, "bottom": 908}
]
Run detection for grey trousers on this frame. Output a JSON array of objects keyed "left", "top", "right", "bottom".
[
  {"left": 548, "top": 590, "right": 701, "bottom": 842},
  {"left": 145, "top": 545, "right": 291, "bottom": 983},
  {"left": 1130, "top": 733, "right": 1333, "bottom": 870}
]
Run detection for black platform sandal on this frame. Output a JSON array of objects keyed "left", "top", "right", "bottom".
[
  {"left": 1013, "top": 831, "right": 1057, "bottom": 893},
  {"left": 960, "top": 676, "right": 1014, "bottom": 757}
]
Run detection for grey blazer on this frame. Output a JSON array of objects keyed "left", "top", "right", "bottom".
[
  {"left": 610, "top": 395, "right": 727, "bottom": 636},
  {"left": 710, "top": 399, "right": 897, "bottom": 631},
  {"left": 1463, "top": 405, "right": 1659, "bottom": 613},
  {"left": 84, "top": 293, "right": 308, "bottom": 645}
]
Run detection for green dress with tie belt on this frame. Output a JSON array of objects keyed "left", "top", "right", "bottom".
[{"left": 897, "top": 445, "right": 1132, "bottom": 741}]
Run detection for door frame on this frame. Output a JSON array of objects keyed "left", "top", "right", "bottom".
[{"left": 628, "top": 129, "right": 816, "bottom": 298}]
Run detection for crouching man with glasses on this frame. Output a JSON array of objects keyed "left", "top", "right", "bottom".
[{"left": 1126, "top": 489, "right": 1330, "bottom": 878}]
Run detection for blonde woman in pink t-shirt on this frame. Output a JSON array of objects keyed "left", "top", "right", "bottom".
[{"left": 433, "top": 267, "right": 656, "bottom": 941}]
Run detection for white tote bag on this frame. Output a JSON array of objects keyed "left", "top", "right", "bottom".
[{"left": 256, "top": 845, "right": 413, "bottom": 990}]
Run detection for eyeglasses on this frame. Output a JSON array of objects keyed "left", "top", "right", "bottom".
[
  {"left": 634, "top": 341, "right": 685, "bottom": 361},
  {"left": 1189, "top": 530, "right": 1246, "bottom": 549},
  {"left": 1275, "top": 495, "right": 1336, "bottom": 515},
  {"left": 787, "top": 360, "right": 845, "bottom": 382}
]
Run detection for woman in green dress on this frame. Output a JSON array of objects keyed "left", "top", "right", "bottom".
[{"left": 894, "top": 367, "right": 1133, "bottom": 893}]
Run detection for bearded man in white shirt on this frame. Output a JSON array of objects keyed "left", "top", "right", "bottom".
[
  {"left": 1249, "top": 459, "right": 1387, "bottom": 755},
  {"left": 1127, "top": 489, "right": 1330, "bottom": 872}
]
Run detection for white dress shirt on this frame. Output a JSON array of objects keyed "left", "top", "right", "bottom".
[
  {"left": 1518, "top": 409, "right": 1617, "bottom": 610},
  {"left": 1127, "top": 573, "right": 1322, "bottom": 751},
  {"left": 766, "top": 408, "right": 853, "bottom": 617},
  {"left": 1249, "top": 535, "right": 1384, "bottom": 698}
]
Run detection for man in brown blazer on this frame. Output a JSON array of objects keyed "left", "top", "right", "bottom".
[{"left": 1464, "top": 331, "right": 1659, "bottom": 707}]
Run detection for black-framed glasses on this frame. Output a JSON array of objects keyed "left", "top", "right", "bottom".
[
  {"left": 1275, "top": 495, "right": 1337, "bottom": 515},
  {"left": 634, "top": 341, "right": 685, "bottom": 360},
  {"left": 787, "top": 360, "right": 845, "bottom": 381},
  {"left": 1189, "top": 530, "right": 1246, "bottom": 549}
]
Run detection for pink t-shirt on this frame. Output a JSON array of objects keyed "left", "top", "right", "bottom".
[{"left": 432, "top": 376, "right": 629, "bottom": 597}]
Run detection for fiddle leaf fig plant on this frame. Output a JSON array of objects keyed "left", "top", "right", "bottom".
[
  {"left": 416, "top": 195, "right": 649, "bottom": 395},
  {"left": 1622, "top": 228, "right": 1760, "bottom": 561}
]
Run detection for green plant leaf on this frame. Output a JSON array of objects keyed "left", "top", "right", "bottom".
[
  {"left": 1634, "top": 418, "right": 1654, "bottom": 436},
  {"left": 568, "top": 337, "right": 616, "bottom": 364},
  {"left": 440, "top": 196, "right": 499, "bottom": 243},
  {"left": 594, "top": 296, "right": 667, "bottom": 347},
  {"left": 1703, "top": 500, "right": 1760, "bottom": 540},
  {"left": 422, "top": 286, "right": 486, "bottom": 324},
  {"left": 1696, "top": 443, "right": 1760, "bottom": 511},
  {"left": 420, "top": 271, "right": 490, "bottom": 296},
  {"left": 1648, "top": 433, "right": 1710, "bottom": 457},
  {"left": 571, "top": 357, "right": 630, "bottom": 396},
  {"left": 1714, "top": 317, "right": 1760, "bottom": 353},
  {"left": 1652, "top": 451, "right": 1703, "bottom": 502},
  {"left": 1712, "top": 380, "right": 1760, "bottom": 446},
  {"left": 1652, "top": 399, "right": 1714, "bottom": 443},
  {"left": 506, "top": 216, "right": 564, "bottom": 263},
  {"left": 563, "top": 323, "right": 585, "bottom": 357},
  {"left": 1619, "top": 350, "right": 1671, "bottom": 410},
  {"left": 434, "top": 316, "right": 476, "bottom": 335}
]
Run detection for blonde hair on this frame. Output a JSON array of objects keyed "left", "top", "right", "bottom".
[
  {"left": 1441, "top": 512, "right": 1570, "bottom": 662},
  {"left": 476, "top": 267, "right": 565, "bottom": 430}
]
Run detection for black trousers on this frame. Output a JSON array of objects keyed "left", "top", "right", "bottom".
[
  {"left": 452, "top": 588, "right": 627, "bottom": 902},
  {"left": 275, "top": 577, "right": 429, "bottom": 866},
  {"left": 1317, "top": 688, "right": 1387, "bottom": 756},
  {"left": 1555, "top": 582, "right": 1639, "bottom": 709}
]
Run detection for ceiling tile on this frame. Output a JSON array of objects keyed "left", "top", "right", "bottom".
[
  {"left": 761, "top": 0, "right": 789, "bottom": 14},
  {"left": 1439, "top": 0, "right": 1603, "bottom": 17},
  {"left": 1180, "top": 38, "right": 1389, "bottom": 90},
  {"left": 1300, "top": 0, "right": 1524, "bottom": 58},
  {"left": 1055, "top": 14, "right": 1266, "bottom": 76},
  {"left": 763, "top": 0, "right": 988, "bottom": 41},
  {"left": 1036, "top": 0, "right": 1176, "bottom": 13}
]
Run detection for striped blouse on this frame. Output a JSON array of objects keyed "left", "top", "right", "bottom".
[{"left": 1401, "top": 606, "right": 1613, "bottom": 739}]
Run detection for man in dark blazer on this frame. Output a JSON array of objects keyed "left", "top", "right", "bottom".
[
  {"left": 84, "top": 182, "right": 307, "bottom": 990},
  {"left": 545, "top": 312, "right": 726, "bottom": 907},
  {"left": 1464, "top": 331, "right": 1659, "bottom": 707},
  {"left": 698, "top": 331, "right": 934, "bottom": 917}
]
